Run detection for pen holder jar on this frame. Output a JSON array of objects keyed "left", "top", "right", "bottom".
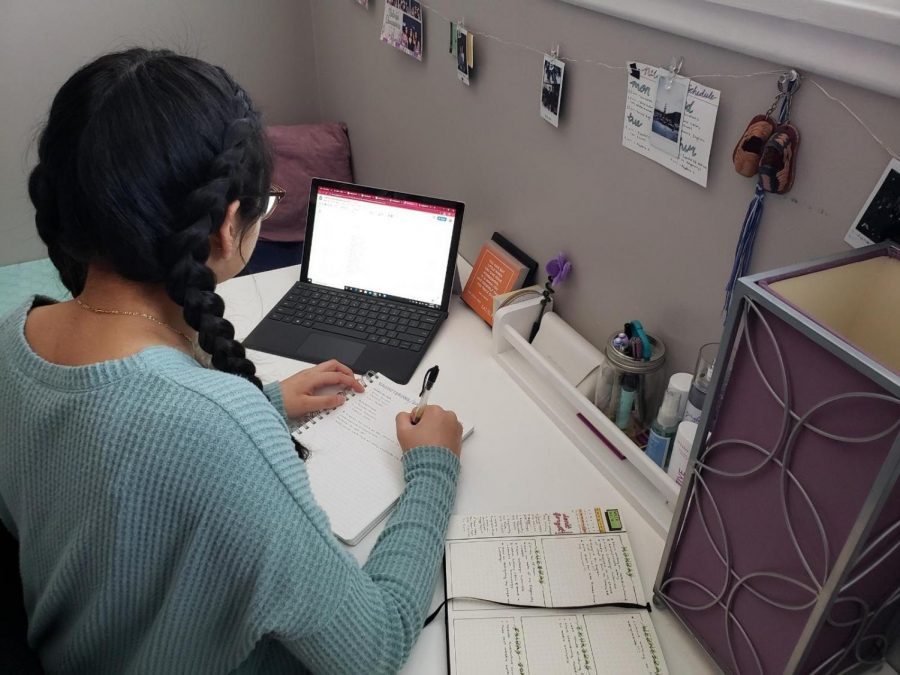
[{"left": 594, "top": 332, "right": 667, "bottom": 441}]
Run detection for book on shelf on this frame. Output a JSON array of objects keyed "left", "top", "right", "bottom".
[{"left": 462, "top": 239, "right": 530, "bottom": 325}]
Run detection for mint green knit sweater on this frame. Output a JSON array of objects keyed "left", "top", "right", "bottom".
[{"left": 0, "top": 298, "right": 459, "bottom": 674}]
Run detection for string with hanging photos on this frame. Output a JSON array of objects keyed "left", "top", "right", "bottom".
[{"left": 415, "top": 1, "right": 897, "bottom": 161}]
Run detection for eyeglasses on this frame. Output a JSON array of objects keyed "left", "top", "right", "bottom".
[{"left": 260, "top": 185, "right": 286, "bottom": 221}]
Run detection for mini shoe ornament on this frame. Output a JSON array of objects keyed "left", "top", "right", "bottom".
[
  {"left": 758, "top": 123, "right": 800, "bottom": 194},
  {"left": 733, "top": 114, "right": 775, "bottom": 177}
]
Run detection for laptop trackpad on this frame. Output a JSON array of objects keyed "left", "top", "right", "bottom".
[{"left": 297, "top": 333, "right": 365, "bottom": 366}]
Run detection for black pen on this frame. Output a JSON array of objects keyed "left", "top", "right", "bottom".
[{"left": 411, "top": 365, "right": 440, "bottom": 425}]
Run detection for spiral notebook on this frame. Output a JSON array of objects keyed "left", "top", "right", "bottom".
[{"left": 294, "top": 371, "right": 473, "bottom": 545}]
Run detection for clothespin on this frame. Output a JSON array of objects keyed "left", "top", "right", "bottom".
[
  {"left": 550, "top": 43, "right": 560, "bottom": 60},
  {"left": 661, "top": 56, "right": 684, "bottom": 90}
]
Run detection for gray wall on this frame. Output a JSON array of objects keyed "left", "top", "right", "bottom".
[
  {"left": 0, "top": 0, "right": 318, "bottom": 266},
  {"left": 308, "top": 0, "right": 900, "bottom": 373}
]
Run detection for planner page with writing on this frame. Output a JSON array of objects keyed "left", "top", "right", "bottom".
[
  {"left": 445, "top": 507, "right": 668, "bottom": 675},
  {"left": 448, "top": 606, "right": 668, "bottom": 675},
  {"left": 295, "top": 373, "right": 472, "bottom": 544},
  {"left": 445, "top": 511, "right": 645, "bottom": 608}
]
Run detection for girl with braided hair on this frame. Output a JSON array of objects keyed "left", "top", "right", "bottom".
[{"left": 0, "top": 48, "right": 463, "bottom": 673}]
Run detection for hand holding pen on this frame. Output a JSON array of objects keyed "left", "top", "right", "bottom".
[
  {"left": 396, "top": 364, "right": 463, "bottom": 457},
  {"left": 411, "top": 365, "right": 440, "bottom": 424}
]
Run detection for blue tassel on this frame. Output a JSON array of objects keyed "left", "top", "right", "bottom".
[{"left": 724, "top": 182, "right": 766, "bottom": 314}]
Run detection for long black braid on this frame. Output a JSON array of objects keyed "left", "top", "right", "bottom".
[{"left": 28, "top": 48, "right": 307, "bottom": 459}]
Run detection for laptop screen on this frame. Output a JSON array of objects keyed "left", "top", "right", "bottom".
[{"left": 303, "top": 184, "right": 460, "bottom": 309}]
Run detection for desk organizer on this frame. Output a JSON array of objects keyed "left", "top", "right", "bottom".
[
  {"left": 492, "top": 299, "right": 678, "bottom": 535},
  {"left": 653, "top": 243, "right": 900, "bottom": 673}
]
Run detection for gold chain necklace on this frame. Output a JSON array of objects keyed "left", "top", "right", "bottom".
[{"left": 74, "top": 297, "right": 194, "bottom": 348}]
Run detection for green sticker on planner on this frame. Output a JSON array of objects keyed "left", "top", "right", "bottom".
[{"left": 605, "top": 509, "right": 622, "bottom": 531}]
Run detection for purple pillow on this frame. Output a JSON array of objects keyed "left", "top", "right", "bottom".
[{"left": 261, "top": 123, "right": 353, "bottom": 243}]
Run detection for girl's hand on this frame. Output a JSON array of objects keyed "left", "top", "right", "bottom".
[
  {"left": 395, "top": 405, "right": 463, "bottom": 457},
  {"left": 279, "top": 359, "right": 365, "bottom": 419}
]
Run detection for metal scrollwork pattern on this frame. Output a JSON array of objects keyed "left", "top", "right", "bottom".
[{"left": 657, "top": 299, "right": 900, "bottom": 674}]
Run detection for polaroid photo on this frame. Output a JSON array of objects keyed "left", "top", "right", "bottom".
[
  {"left": 540, "top": 55, "right": 565, "bottom": 127},
  {"left": 845, "top": 158, "right": 900, "bottom": 248},
  {"left": 401, "top": 13, "right": 423, "bottom": 60},
  {"left": 380, "top": 5, "right": 403, "bottom": 48},
  {"left": 457, "top": 27, "right": 469, "bottom": 85},
  {"left": 381, "top": 1, "right": 423, "bottom": 61},
  {"left": 650, "top": 72, "right": 688, "bottom": 157}
]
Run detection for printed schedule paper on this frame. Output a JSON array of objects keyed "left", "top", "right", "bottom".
[
  {"left": 445, "top": 507, "right": 669, "bottom": 674},
  {"left": 622, "top": 61, "right": 720, "bottom": 188}
]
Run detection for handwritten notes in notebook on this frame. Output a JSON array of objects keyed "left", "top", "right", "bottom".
[
  {"left": 445, "top": 507, "right": 668, "bottom": 675},
  {"left": 296, "top": 372, "right": 473, "bottom": 545},
  {"left": 295, "top": 373, "right": 414, "bottom": 544}
]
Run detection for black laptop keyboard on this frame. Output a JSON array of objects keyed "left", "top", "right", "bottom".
[{"left": 266, "top": 284, "right": 442, "bottom": 352}]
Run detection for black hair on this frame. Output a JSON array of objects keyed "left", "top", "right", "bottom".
[{"left": 29, "top": 48, "right": 308, "bottom": 459}]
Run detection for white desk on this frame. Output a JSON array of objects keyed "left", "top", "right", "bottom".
[{"left": 218, "top": 265, "right": 719, "bottom": 674}]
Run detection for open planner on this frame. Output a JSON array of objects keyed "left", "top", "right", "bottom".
[
  {"left": 444, "top": 507, "right": 668, "bottom": 675},
  {"left": 293, "top": 371, "right": 473, "bottom": 545}
]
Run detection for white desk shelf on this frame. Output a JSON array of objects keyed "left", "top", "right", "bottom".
[{"left": 491, "top": 298, "right": 678, "bottom": 536}]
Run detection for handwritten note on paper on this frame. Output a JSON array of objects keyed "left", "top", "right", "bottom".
[
  {"left": 622, "top": 62, "right": 720, "bottom": 187},
  {"left": 541, "top": 534, "right": 645, "bottom": 606},
  {"left": 452, "top": 616, "right": 528, "bottom": 674},
  {"left": 305, "top": 378, "right": 415, "bottom": 463},
  {"left": 446, "top": 533, "right": 644, "bottom": 608},
  {"left": 295, "top": 377, "right": 416, "bottom": 542},
  {"left": 447, "top": 539, "right": 550, "bottom": 606},
  {"left": 448, "top": 609, "right": 669, "bottom": 675},
  {"left": 583, "top": 613, "right": 668, "bottom": 675},
  {"left": 522, "top": 615, "right": 592, "bottom": 673}
]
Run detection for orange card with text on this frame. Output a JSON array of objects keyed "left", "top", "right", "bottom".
[{"left": 462, "top": 240, "right": 528, "bottom": 325}]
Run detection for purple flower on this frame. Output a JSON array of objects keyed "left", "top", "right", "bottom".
[{"left": 545, "top": 253, "right": 572, "bottom": 287}]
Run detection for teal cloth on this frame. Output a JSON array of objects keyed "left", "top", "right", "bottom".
[
  {"left": 0, "top": 297, "right": 459, "bottom": 674},
  {"left": 0, "top": 259, "right": 70, "bottom": 318}
]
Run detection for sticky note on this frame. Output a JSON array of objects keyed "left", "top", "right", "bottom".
[
  {"left": 605, "top": 509, "right": 623, "bottom": 531},
  {"left": 467, "top": 32, "right": 474, "bottom": 68}
]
